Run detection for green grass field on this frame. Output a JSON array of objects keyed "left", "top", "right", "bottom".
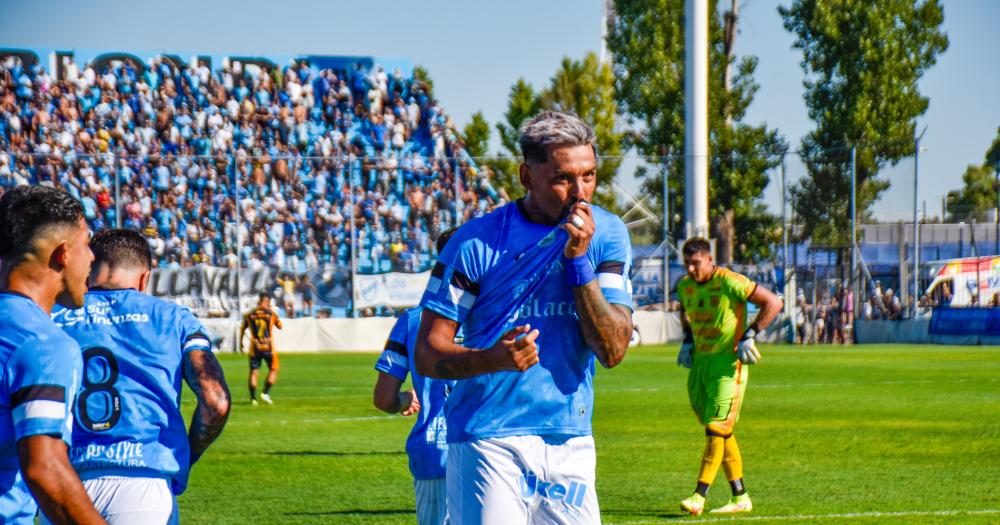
[{"left": 176, "top": 344, "right": 1000, "bottom": 524}]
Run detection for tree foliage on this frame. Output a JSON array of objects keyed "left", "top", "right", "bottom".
[
  {"left": 492, "top": 53, "right": 624, "bottom": 211},
  {"left": 461, "top": 111, "right": 491, "bottom": 159},
  {"left": 780, "top": 0, "right": 948, "bottom": 245},
  {"left": 946, "top": 126, "right": 1000, "bottom": 222},
  {"left": 412, "top": 65, "right": 434, "bottom": 95},
  {"left": 607, "top": 0, "right": 785, "bottom": 262}
]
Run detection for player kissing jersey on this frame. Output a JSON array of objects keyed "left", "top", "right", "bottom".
[
  {"left": 419, "top": 200, "right": 632, "bottom": 443},
  {"left": 0, "top": 292, "right": 82, "bottom": 524},
  {"left": 52, "top": 288, "right": 213, "bottom": 494},
  {"left": 374, "top": 306, "right": 456, "bottom": 480}
]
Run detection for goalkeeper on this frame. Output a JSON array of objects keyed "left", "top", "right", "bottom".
[{"left": 675, "top": 237, "right": 782, "bottom": 515}]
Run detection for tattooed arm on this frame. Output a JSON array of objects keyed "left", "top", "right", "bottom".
[
  {"left": 563, "top": 201, "right": 632, "bottom": 368},
  {"left": 415, "top": 309, "right": 539, "bottom": 379},
  {"left": 573, "top": 281, "right": 633, "bottom": 368},
  {"left": 182, "top": 350, "right": 231, "bottom": 465}
]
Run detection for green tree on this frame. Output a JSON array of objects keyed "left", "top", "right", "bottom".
[
  {"left": 780, "top": 0, "right": 948, "bottom": 246},
  {"left": 490, "top": 54, "right": 625, "bottom": 211},
  {"left": 946, "top": 126, "right": 1000, "bottom": 222},
  {"left": 607, "top": 0, "right": 785, "bottom": 262},
  {"left": 461, "top": 111, "right": 491, "bottom": 159},
  {"left": 412, "top": 65, "right": 434, "bottom": 95},
  {"left": 491, "top": 79, "right": 543, "bottom": 199}
]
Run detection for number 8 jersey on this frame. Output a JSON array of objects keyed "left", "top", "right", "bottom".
[{"left": 52, "top": 288, "right": 214, "bottom": 494}]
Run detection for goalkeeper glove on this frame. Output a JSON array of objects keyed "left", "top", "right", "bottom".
[
  {"left": 677, "top": 330, "right": 694, "bottom": 368},
  {"left": 677, "top": 342, "right": 693, "bottom": 368},
  {"left": 737, "top": 327, "right": 761, "bottom": 365}
]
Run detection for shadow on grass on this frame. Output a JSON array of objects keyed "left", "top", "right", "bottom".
[
  {"left": 284, "top": 508, "right": 414, "bottom": 517},
  {"left": 603, "top": 509, "right": 690, "bottom": 520},
  {"left": 262, "top": 450, "right": 405, "bottom": 457}
]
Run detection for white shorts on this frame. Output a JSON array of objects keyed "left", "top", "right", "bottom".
[
  {"left": 447, "top": 435, "right": 600, "bottom": 525},
  {"left": 415, "top": 477, "right": 449, "bottom": 525},
  {"left": 41, "top": 476, "right": 177, "bottom": 525}
]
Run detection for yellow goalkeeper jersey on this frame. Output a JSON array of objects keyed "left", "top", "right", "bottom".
[{"left": 677, "top": 267, "right": 756, "bottom": 355}]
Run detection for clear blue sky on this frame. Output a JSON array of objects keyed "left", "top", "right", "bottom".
[{"left": 2, "top": 0, "right": 997, "bottom": 222}]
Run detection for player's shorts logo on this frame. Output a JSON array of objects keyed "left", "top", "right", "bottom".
[{"left": 518, "top": 470, "right": 587, "bottom": 508}]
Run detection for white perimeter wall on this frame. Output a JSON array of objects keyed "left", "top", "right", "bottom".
[{"left": 203, "top": 312, "right": 690, "bottom": 353}]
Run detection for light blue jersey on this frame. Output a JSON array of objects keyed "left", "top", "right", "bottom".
[
  {"left": 0, "top": 292, "right": 81, "bottom": 524},
  {"left": 419, "top": 201, "right": 632, "bottom": 443},
  {"left": 375, "top": 307, "right": 456, "bottom": 480},
  {"left": 52, "top": 288, "right": 213, "bottom": 495}
]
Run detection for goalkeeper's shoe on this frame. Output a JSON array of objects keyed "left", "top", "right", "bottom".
[
  {"left": 679, "top": 493, "right": 705, "bottom": 516},
  {"left": 261, "top": 393, "right": 273, "bottom": 405},
  {"left": 710, "top": 494, "right": 752, "bottom": 514}
]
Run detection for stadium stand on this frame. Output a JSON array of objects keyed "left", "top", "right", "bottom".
[{"left": 0, "top": 55, "right": 507, "bottom": 291}]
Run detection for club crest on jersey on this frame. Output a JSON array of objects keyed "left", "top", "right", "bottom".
[{"left": 51, "top": 307, "right": 86, "bottom": 327}]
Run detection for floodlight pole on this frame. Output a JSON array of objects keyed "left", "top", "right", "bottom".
[
  {"left": 994, "top": 163, "right": 999, "bottom": 255},
  {"left": 851, "top": 146, "right": 859, "bottom": 320},
  {"left": 913, "top": 127, "right": 926, "bottom": 316},
  {"left": 685, "top": 0, "right": 709, "bottom": 239},
  {"left": 663, "top": 156, "right": 671, "bottom": 310},
  {"left": 781, "top": 154, "right": 793, "bottom": 341}
]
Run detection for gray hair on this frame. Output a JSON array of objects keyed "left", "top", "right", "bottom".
[{"left": 518, "top": 110, "right": 597, "bottom": 164}]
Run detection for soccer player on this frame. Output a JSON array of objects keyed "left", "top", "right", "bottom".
[
  {"left": 241, "top": 292, "right": 283, "bottom": 405},
  {"left": 0, "top": 186, "right": 105, "bottom": 524},
  {"left": 416, "top": 111, "right": 634, "bottom": 524},
  {"left": 675, "top": 237, "right": 782, "bottom": 515},
  {"left": 372, "top": 229, "right": 457, "bottom": 525},
  {"left": 51, "top": 228, "right": 231, "bottom": 524}
]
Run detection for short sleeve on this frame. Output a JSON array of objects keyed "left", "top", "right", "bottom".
[
  {"left": 374, "top": 315, "right": 409, "bottom": 381},
  {"left": 419, "top": 232, "right": 485, "bottom": 324},
  {"left": 5, "top": 336, "right": 81, "bottom": 443},
  {"left": 724, "top": 270, "right": 756, "bottom": 303},
  {"left": 594, "top": 217, "right": 634, "bottom": 310},
  {"left": 178, "top": 308, "right": 212, "bottom": 354}
]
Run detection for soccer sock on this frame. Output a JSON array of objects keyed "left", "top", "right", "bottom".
[
  {"left": 264, "top": 382, "right": 273, "bottom": 395},
  {"left": 249, "top": 386, "right": 256, "bottom": 400},
  {"left": 722, "top": 434, "right": 746, "bottom": 495},
  {"left": 697, "top": 434, "right": 725, "bottom": 493}
]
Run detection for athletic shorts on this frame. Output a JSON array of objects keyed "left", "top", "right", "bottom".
[
  {"left": 447, "top": 435, "right": 600, "bottom": 525},
  {"left": 687, "top": 352, "right": 748, "bottom": 436},
  {"left": 40, "top": 476, "right": 177, "bottom": 525},
  {"left": 415, "top": 477, "right": 449, "bottom": 525},
  {"left": 249, "top": 350, "right": 278, "bottom": 370}
]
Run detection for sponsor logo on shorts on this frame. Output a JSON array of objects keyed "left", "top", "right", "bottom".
[{"left": 518, "top": 470, "right": 587, "bottom": 508}]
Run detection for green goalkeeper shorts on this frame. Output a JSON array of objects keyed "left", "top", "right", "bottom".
[{"left": 687, "top": 352, "right": 748, "bottom": 435}]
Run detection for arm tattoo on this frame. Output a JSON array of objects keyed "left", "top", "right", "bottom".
[
  {"left": 573, "top": 280, "right": 632, "bottom": 368},
  {"left": 183, "top": 350, "right": 231, "bottom": 463}
]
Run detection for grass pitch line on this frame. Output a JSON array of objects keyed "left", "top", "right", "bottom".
[{"left": 608, "top": 508, "right": 1000, "bottom": 524}]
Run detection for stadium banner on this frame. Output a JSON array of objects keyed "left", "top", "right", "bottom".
[
  {"left": 352, "top": 270, "right": 431, "bottom": 310},
  {"left": 928, "top": 307, "right": 1000, "bottom": 336},
  {"left": 148, "top": 265, "right": 273, "bottom": 317}
]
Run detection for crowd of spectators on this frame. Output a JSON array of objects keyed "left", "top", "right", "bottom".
[
  {"left": 0, "top": 55, "right": 508, "bottom": 277},
  {"left": 792, "top": 286, "right": 854, "bottom": 344}
]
